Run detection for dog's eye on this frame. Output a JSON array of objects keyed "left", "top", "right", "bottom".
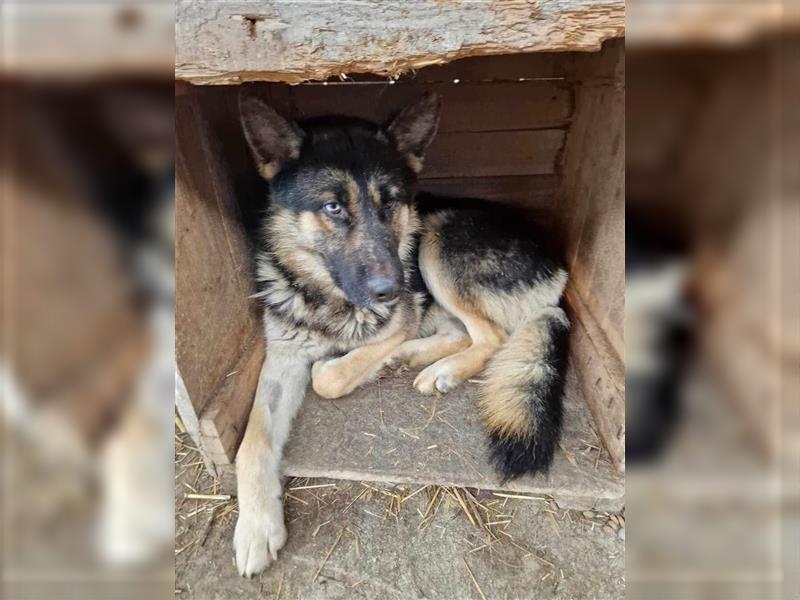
[{"left": 322, "top": 202, "right": 343, "bottom": 217}]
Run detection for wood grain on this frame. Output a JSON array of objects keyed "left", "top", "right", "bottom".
[
  {"left": 176, "top": 0, "right": 625, "bottom": 84},
  {"left": 175, "top": 93, "right": 261, "bottom": 419},
  {"left": 199, "top": 334, "right": 266, "bottom": 465},
  {"left": 418, "top": 175, "right": 557, "bottom": 207},
  {"left": 424, "top": 130, "right": 565, "bottom": 178},
  {"left": 284, "top": 80, "right": 572, "bottom": 132},
  {"left": 558, "top": 39, "right": 625, "bottom": 470},
  {"left": 565, "top": 286, "right": 625, "bottom": 470}
]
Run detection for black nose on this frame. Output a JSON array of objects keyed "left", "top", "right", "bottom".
[{"left": 366, "top": 276, "right": 400, "bottom": 303}]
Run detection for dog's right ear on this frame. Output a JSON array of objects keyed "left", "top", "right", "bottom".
[{"left": 239, "top": 91, "right": 303, "bottom": 180}]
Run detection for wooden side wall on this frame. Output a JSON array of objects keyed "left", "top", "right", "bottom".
[
  {"left": 559, "top": 39, "right": 625, "bottom": 469},
  {"left": 175, "top": 92, "right": 265, "bottom": 467}
]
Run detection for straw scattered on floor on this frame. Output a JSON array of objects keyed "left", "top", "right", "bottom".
[{"left": 175, "top": 414, "right": 621, "bottom": 589}]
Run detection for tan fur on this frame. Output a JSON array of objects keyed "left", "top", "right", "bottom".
[
  {"left": 395, "top": 205, "right": 420, "bottom": 263},
  {"left": 298, "top": 210, "right": 333, "bottom": 234},
  {"left": 267, "top": 208, "right": 345, "bottom": 299},
  {"left": 475, "top": 271, "right": 567, "bottom": 333},
  {"left": 389, "top": 330, "right": 469, "bottom": 370},
  {"left": 367, "top": 178, "right": 382, "bottom": 208},
  {"left": 312, "top": 331, "right": 405, "bottom": 399},
  {"left": 412, "top": 316, "right": 505, "bottom": 394},
  {"left": 258, "top": 162, "right": 280, "bottom": 180},
  {"left": 343, "top": 173, "right": 360, "bottom": 212},
  {"left": 478, "top": 327, "right": 544, "bottom": 438},
  {"left": 387, "top": 302, "right": 466, "bottom": 369},
  {"left": 252, "top": 129, "right": 300, "bottom": 181},
  {"left": 237, "top": 401, "right": 272, "bottom": 464},
  {"left": 406, "top": 155, "right": 423, "bottom": 173},
  {"left": 414, "top": 227, "right": 508, "bottom": 394}
]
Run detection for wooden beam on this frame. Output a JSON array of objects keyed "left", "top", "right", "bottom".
[{"left": 176, "top": 0, "right": 625, "bottom": 85}]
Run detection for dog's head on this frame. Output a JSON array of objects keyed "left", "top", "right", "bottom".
[{"left": 240, "top": 92, "right": 440, "bottom": 308}]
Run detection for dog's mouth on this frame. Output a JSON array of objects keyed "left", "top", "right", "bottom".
[
  {"left": 346, "top": 293, "right": 400, "bottom": 311},
  {"left": 337, "top": 284, "right": 402, "bottom": 312}
]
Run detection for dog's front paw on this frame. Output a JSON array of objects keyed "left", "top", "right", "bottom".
[
  {"left": 233, "top": 497, "right": 287, "bottom": 578},
  {"left": 413, "top": 362, "right": 460, "bottom": 395},
  {"left": 311, "top": 358, "right": 347, "bottom": 399}
]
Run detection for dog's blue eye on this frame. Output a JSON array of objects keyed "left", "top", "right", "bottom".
[{"left": 323, "top": 202, "right": 342, "bottom": 216}]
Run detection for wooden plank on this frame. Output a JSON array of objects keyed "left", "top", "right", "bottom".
[
  {"left": 285, "top": 80, "right": 572, "bottom": 132},
  {"left": 559, "top": 40, "right": 624, "bottom": 358},
  {"left": 175, "top": 93, "right": 261, "bottom": 417},
  {"left": 423, "top": 130, "right": 565, "bottom": 178},
  {"left": 418, "top": 175, "right": 557, "bottom": 207},
  {"left": 218, "top": 367, "right": 624, "bottom": 511},
  {"left": 175, "top": 370, "right": 207, "bottom": 463},
  {"left": 199, "top": 334, "right": 266, "bottom": 465},
  {"left": 565, "top": 286, "right": 625, "bottom": 471},
  {"left": 176, "top": 1, "right": 625, "bottom": 84},
  {"left": 299, "top": 51, "right": 572, "bottom": 83},
  {"left": 408, "top": 52, "right": 570, "bottom": 83}
]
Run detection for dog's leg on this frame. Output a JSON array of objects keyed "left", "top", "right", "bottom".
[
  {"left": 415, "top": 234, "right": 508, "bottom": 395},
  {"left": 234, "top": 339, "right": 314, "bottom": 578},
  {"left": 413, "top": 313, "right": 506, "bottom": 394},
  {"left": 311, "top": 332, "right": 405, "bottom": 399},
  {"left": 387, "top": 316, "right": 469, "bottom": 370}
]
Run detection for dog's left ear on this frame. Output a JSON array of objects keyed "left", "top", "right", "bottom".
[
  {"left": 239, "top": 90, "right": 304, "bottom": 180},
  {"left": 387, "top": 93, "right": 441, "bottom": 173}
]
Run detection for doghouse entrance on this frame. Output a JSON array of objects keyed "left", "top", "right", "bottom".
[{"left": 176, "top": 41, "right": 624, "bottom": 510}]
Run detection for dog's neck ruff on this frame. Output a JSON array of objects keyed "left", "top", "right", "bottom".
[{"left": 254, "top": 251, "right": 398, "bottom": 343}]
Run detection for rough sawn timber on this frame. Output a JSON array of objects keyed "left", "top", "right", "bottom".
[{"left": 176, "top": 0, "right": 625, "bottom": 85}]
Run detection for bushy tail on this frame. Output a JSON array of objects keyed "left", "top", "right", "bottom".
[{"left": 479, "top": 307, "right": 570, "bottom": 480}]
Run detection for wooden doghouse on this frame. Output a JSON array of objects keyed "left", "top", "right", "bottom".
[{"left": 176, "top": 2, "right": 625, "bottom": 510}]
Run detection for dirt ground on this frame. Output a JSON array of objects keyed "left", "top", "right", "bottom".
[{"left": 176, "top": 429, "right": 625, "bottom": 600}]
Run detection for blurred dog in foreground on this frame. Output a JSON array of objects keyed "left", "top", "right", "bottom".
[
  {"left": 234, "top": 92, "right": 570, "bottom": 576},
  {"left": 1, "top": 85, "right": 174, "bottom": 570}
]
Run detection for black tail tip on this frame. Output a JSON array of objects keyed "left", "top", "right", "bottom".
[{"left": 489, "top": 432, "right": 557, "bottom": 481}]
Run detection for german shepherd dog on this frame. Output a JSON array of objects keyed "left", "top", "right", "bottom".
[{"left": 234, "top": 92, "right": 569, "bottom": 576}]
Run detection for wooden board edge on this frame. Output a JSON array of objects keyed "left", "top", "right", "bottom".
[
  {"left": 565, "top": 285, "right": 625, "bottom": 472},
  {"left": 198, "top": 332, "right": 266, "bottom": 465}
]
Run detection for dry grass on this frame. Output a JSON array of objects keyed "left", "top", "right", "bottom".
[
  {"left": 175, "top": 415, "right": 622, "bottom": 591},
  {"left": 174, "top": 422, "right": 238, "bottom": 559}
]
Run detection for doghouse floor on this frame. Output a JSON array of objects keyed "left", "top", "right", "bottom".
[{"left": 252, "top": 364, "right": 623, "bottom": 511}]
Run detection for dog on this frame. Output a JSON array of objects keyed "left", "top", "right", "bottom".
[{"left": 233, "top": 91, "right": 570, "bottom": 577}]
